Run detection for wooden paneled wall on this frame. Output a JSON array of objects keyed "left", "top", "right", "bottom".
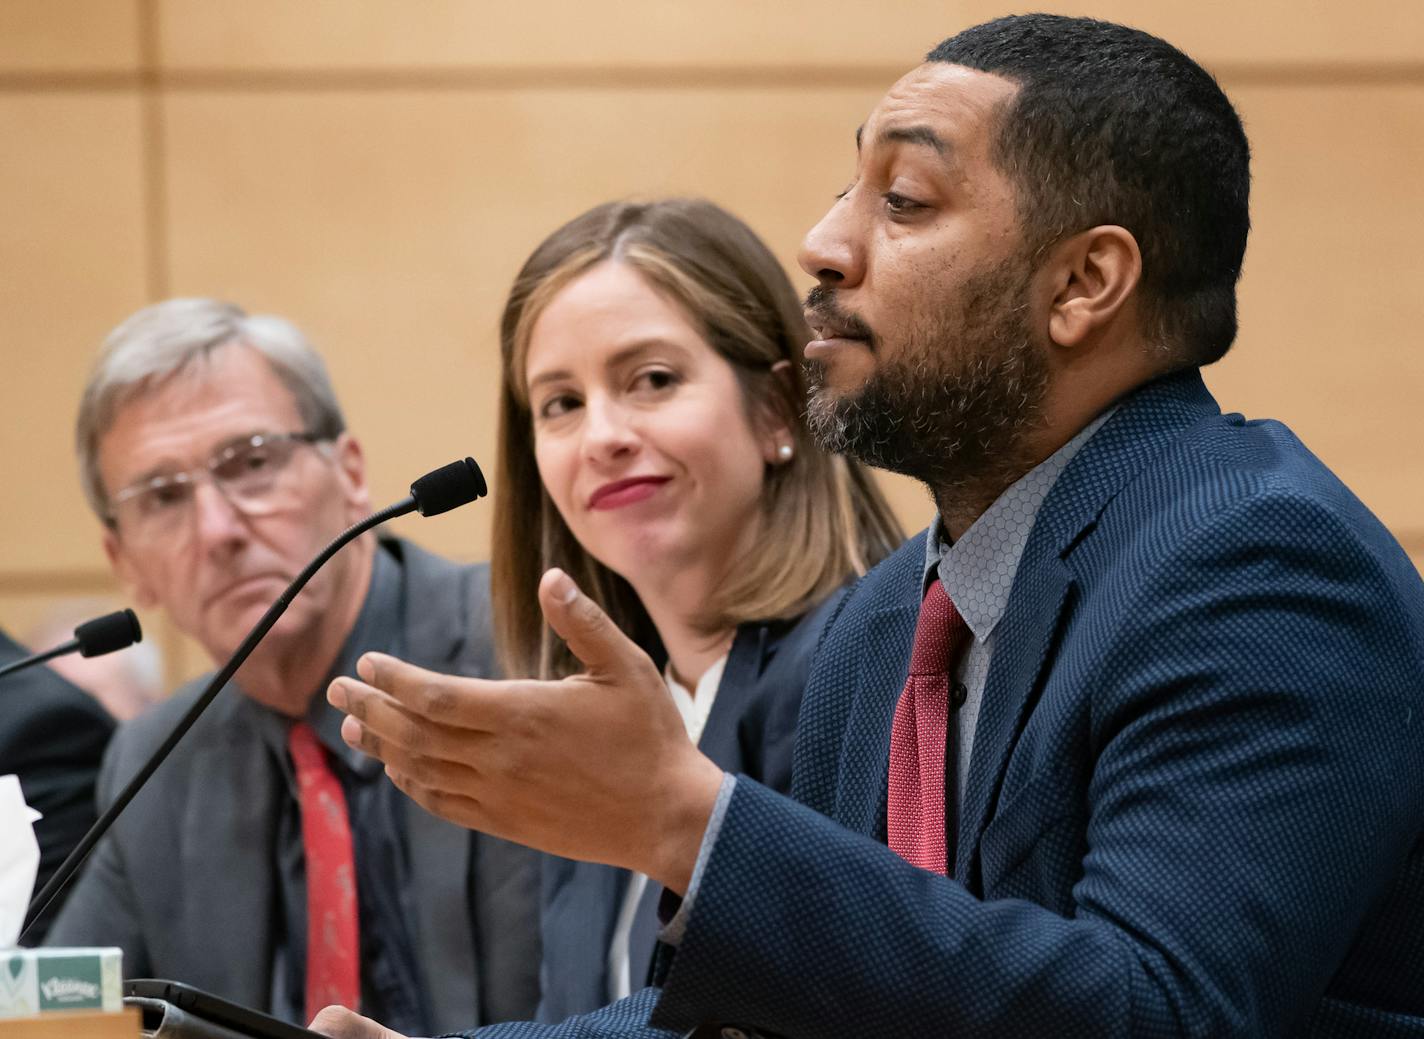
[{"left": 2, "top": 1, "right": 1421, "bottom": 685}]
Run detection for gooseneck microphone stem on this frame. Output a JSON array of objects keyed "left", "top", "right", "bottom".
[
  {"left": 21, "top": 495, "right": 417, "bottom": 939},
  {"left": 0, "top": 640, "right": 77, "bottom": 680}
]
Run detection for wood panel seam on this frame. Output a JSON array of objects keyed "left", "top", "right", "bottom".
[
  {"left": 138, "top": 0, "right": 169, "bottom": 301},
  {"left": 5, "top": 61, "right": 1424, "bottom": 93},
  {"left": 0, "top": 570, "right": 118, "bottom": 594}
]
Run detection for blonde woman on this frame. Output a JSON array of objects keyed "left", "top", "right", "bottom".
[{"left": 485, "top": 198, "right": 902, "bottom": 1020}]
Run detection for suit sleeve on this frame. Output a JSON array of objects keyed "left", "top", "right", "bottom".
[
  {"left": 640, "top": 493, "right": 1424, "bottom": 1038},
  {"left": 468, "top": 986, "right": 680, "bottom": 1038},
  {"left": 44, "top": 726, "right": 152, "bottom": 974}
]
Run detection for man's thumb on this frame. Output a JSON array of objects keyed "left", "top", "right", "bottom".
[
  {"left": 538, "top": 567, "right": 642, "bottom": 677},
  {"left": 308, "top": 1006, "right": 405, "bottom": 1039}
]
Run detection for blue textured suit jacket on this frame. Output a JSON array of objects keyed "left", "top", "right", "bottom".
[
  {"left": 535, "top": 596, "right": 842, "bottom": 1022},
  {"left": 475, "top": 369, "right": 1424, "bottom": 1038}
]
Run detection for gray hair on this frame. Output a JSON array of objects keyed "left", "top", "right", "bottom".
[{"left": 76, "top": 298, "right": 347, "bottom": 520}]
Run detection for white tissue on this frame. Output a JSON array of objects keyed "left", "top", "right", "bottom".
[{"left": 0, "top": 775, "right": 41, "bottom": 947}]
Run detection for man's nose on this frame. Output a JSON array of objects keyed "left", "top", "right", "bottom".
[
  {"left": 798, "top": 194, "right": 864, "bottom": 288},
  {"left": 188, "top": 477, "right": 250, "bottom": 549}
]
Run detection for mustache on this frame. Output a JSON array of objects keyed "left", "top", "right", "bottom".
[{"left": 803, "top": 285, "right": 876, "bottom": 347}]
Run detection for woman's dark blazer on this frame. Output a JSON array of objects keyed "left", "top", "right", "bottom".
[{"left": 533, "top": 591, "right": 845, "bottom": 1023}]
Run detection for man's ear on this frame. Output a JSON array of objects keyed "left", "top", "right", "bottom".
[
  {"left": 103, "top": 527, "right": 159, "bottom": 609},
  {"left": 1042, "top": 225, "right": 1142, "bottom": 349},
  {"left": 332, "top": 433, "right": 372, "bottom": 518}
]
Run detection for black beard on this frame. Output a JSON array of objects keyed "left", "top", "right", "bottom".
[{"left": 803, "top": 259, "right": 1050, "bottom": 503}]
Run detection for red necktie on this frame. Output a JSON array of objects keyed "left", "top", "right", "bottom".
[
  {"left": 887, "top": 580, "right": 971, "bottom": 875},
  {"left": 288, "top": 721, "right": 361, "bottom": 1021}
]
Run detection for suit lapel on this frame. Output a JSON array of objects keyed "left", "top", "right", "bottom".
[
  {"left": 542, "top": 858, "right": 627, "bottom": 1013},
  {"left": 582, "top": 862, "right": 629, "bottom": 987},
  {"left": 180, "top": 706, "right": 278, "bottom": 1004},
  {"left": 951, "top": 369, "right": 1223, "bottom": 889},
  {"left": 395, "top": 539, "right": 482, "bottom": 1029},
  {"left": 805, "top": 533, "right": 925, "bottom": 838},
  {"left": 695, "top": 624, "right": 764, "bottom": 774},
  {"left": 839, "top": 601, "right": 919, "bottom": 839},
  {"left": 404, "top": 803, "right": 478, "bottom": 1027},
  {"left": 953, "top": 547, "right": 1074, "bottom": 889}
]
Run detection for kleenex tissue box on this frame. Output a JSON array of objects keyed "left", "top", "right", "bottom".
[{"left": 0, "top": 947, "right": 122, "bottom": 1018}]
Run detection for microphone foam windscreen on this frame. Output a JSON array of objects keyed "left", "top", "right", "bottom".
[
  {"left": 75, "top": 608, "right": 144, "bottom": 657},
  {"left": 411, "top": 457, "right": 488, "bottom": 517}
]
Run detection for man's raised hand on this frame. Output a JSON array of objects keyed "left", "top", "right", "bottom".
[{"left": 327, "top": 568, "right": 723, "bottom": 893}]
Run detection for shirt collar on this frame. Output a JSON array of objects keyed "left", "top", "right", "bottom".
[
  {"left": 921, "top": 407, "right": 1116, "bottom": 641},
  {"left": 246, "top": 543, "right": 404, "bottom": 779},
  {"left": 663, "top": 653, "right": 728, "bottom": 748}
]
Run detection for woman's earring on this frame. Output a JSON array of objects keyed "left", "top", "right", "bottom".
[{"left": 776, "top": 443, "right": 794, "bottom": 462}]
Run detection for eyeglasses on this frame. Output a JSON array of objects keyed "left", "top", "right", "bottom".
[{"left": 106, "top": 432, "right": 327, "bottom": 540}]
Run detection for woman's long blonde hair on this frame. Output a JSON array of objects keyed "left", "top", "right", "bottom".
[{"left": 492, "top": 198, "right": 903, "bottom": 679}]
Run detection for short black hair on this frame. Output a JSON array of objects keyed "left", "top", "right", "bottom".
[{"left": 928, "top": 14, "right": 1251, "bottom": 366}]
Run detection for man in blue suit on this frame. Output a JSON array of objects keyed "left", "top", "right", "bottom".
[{"left": 320, "top": 14, "right": 1424, "bottom": 1038}]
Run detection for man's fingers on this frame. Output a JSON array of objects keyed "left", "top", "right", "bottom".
[
  {"left": 346, "top": 718, "right": 488, "bottom": 792},
  {"left": 308, "top": 1006, "right": 406, "bottom": 1039},
  {"left": 340, "top": 655, "right": 497, "bottom": 731},
  {"left": 538, "top": 568, "right": 651, "bottom": 679},
  {"left": 329, "top": 682, "right": 490, "bottom": 782},
  {"left": 386, "top": 767, "right": 491, "bottom": 833},
  {"left": 327, "top": 679, "right": 439, "bottom": 753},
  {"left": 355, "top": 652, "right": 461, "bottom": 713}
]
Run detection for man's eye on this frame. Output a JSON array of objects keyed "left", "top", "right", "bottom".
[
  {"left": 884, "top": 192, "right": 924, "bottom": 215},
  {"left": 214, "top": 447, "right": 274, "bottom": 482},
  {"left": 140, "top": 483, "right": 187, "bottom": 513},
  {"left": 238, "top": 448, "right": 274, "bottom": 471}
]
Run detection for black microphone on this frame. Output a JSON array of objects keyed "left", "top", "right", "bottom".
[
  {"left": 412, "top": 456, "right": 487, "bottom": 517},
  {"left": 21, "top": 457, "right": 488, "bottom": 938},
  {"left": 0, "top": 608, "right": 143, "bottom": 682}
]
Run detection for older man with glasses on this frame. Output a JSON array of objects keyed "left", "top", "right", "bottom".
[{"left": 46, "top": 299, "right": 541, "bottom": 1036}]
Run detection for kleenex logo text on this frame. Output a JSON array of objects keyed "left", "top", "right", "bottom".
[{"left": 40, "top": 977, "right": 100, "bottom": 1003}]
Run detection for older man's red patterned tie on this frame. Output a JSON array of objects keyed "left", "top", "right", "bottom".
[
  {"left": 887, "top": 580, "right": 971, "bottom": 875},
  {"left": 288, "top": 722, "right": 360, "bottom": 1022}
]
